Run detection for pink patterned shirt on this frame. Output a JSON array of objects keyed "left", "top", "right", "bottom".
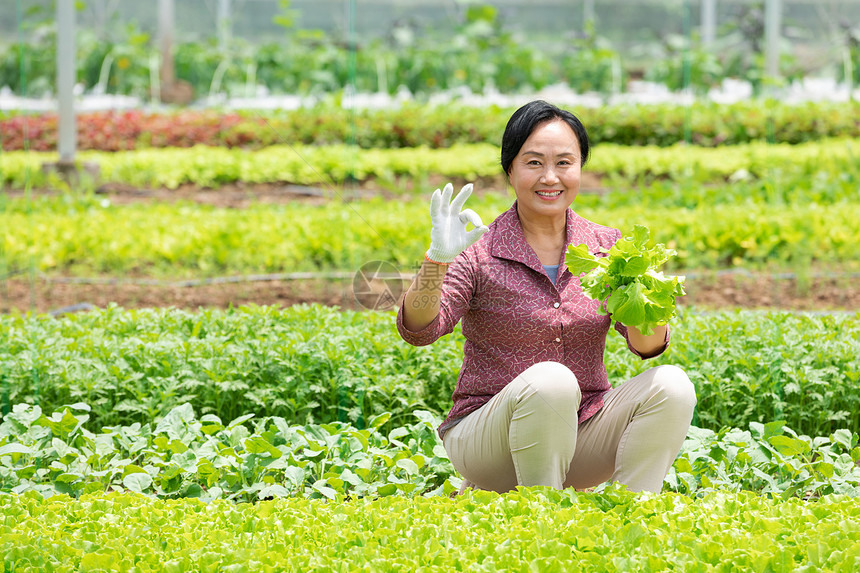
[{"left": 396, "top": 202, "right": 669, "bottom": 438}]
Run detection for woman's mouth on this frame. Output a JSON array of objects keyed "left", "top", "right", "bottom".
[{"left": 535, "top": 190, "right": 563, "bottom": 199}]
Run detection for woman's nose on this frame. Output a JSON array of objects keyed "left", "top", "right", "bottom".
[{"left": 540, "top": 166, "right": 559, "bottom": 183}]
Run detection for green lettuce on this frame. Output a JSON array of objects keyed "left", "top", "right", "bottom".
[{"left": 565, "top": 225, "right": 686, "bottom": 335}]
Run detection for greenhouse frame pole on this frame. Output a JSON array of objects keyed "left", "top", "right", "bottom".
[
  {"left": 217, "top": 0, "right": 231, "bottom": 51},
  {"left": 159, "top": 0, "right": 175, "bottom": 87},
  {"left": 56, "top": 0, "right": 76, "bottom": 165},
  {"left": 701, "top": 0, "right": 716, "bottom": 47},
  {"left": 764, "top": 0, "right": 782, "bottom": 79},
  {"left": 583, "top": 0, "right": 595, "bottom": 28}
]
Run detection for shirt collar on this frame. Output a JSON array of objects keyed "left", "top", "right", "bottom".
[{"left": 489, "top": 201, "right": 577, "bottom": 271}]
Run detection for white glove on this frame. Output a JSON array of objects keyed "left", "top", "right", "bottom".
[{"left": 425, "top": 183, "right": 489, "bottom": 264}]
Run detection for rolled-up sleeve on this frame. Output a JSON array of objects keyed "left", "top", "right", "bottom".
[{"left": 396, "top": 252, "right": 475, "bottom": 347}]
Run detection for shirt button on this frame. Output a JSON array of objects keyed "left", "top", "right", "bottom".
[
  {"left": 553, "top": 302, "right": 560, "bottom": 308},
  {"left": 555, "top": 337, "right": 561, "bottom": 343}
]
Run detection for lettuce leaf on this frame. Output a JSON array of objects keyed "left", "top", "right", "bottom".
[{"left": 565, "top": 224, "right": 686, "bottom": 335}]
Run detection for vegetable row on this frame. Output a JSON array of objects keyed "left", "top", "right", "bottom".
[
  {"left": 3, "top": 194, "right": 860, "bottom": 275},
  {"left": 3, "top": 100, "right": 860, "bottom": 151},
  {"left": 2, "top": 399, "right": 860, "bottom": 503},
  {"left": 3, "top": 137, "right": 860, "bottom": 189},
  {"left": 1, "top": 305, "right": 858, "bottom": 437},
  {"left": 4, "top": 477, "right": 860, "bottom": 572},
  {"left": 0, "top": 403, "right": 456, "bottom": 504}
]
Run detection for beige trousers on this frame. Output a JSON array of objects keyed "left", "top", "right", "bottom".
[{"left": 442, "top": 361, "right": 696, "bottom": 493}]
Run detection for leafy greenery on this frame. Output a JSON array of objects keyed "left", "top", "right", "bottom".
[
  {"left": 0, "top": 305, "right": 458, "bottom": 433},
  {"left": 607, "top": 310, "right": 860, "bottom": 437},
  {"left": 667, "top": 421, "right": 860, "bottom": 499},
  {"left": 0, "top": 7, "right": 619, "bottom": 100},
  {"left": 3, "top": 397, "right": 860, "bottom": 504},
  {"left": 3, "top": 138, "right": 859, "bottom": 281},
  {"left": 0, "top": 6, "right": 608, "bottom": 99},
  {"left": 0, "top": 402, "right": 457, "bottom": 503},
  {"left": 1, "top": 306, "right": 858, "bottom": 437},
  {"left": 2, "top": 191, "right": 859, "bottom": 275},
  {"left": 4, "top": 100, "right": 860, "bottom": 152},
  {"left": 645, "top": 39, "right": 724, "bottom": 95},
  {"left": 0, "top": 0, "right": 833, "bottom": 109},
  {"left": 4, "top": 137, "right": 860, "bottom": 190},
  {"left": 4, "top": 485, "right": 860, "bottom": 570},
  {"left": 566, "top": 225, "right": 685, "bottom": 335}
]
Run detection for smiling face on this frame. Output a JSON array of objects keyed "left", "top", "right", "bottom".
[{"left": 506, "top": 119, "right": 582, "bottom": 223}]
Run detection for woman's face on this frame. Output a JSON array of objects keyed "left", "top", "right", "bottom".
[{"left": 507, "top": 119, "right": 582, "bottom": 221}]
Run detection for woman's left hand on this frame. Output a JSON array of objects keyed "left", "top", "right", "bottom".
[{"left": 624, "top": 323, "right": 668, "bottom": 357}]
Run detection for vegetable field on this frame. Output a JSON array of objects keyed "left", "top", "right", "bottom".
[
  {"left": 3, "top": 99, "right": 860, "bottom": 570},
  {"left": 5, "top": 488, "right": 860, "bottom": 572}
]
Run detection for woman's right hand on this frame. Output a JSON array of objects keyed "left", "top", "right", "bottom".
[{"left": 425, "top": 183, "right": 489, "bottom": 264}]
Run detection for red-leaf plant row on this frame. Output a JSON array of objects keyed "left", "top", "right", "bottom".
[{"left": 0, "top": 110, "right": 253, "bottom": 152}]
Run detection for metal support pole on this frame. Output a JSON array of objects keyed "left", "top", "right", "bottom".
[
  {"left": 701, "top": 0, "right": 717, "bottom": 47},
  {"left": 345, "top": 0, "right": 357, "bottom": 201},
  {"left": 683, "top": 0, "right": 692, "bottom": 142},
  {"left": 56, "top": 0, "right": 76, "bottom": 165},
  {"left": 159, "top": 0, "right": 175, "bottom": 86},
  {"left": 217, "top": 0, "right": 231, "bottom": 51},
  {"left": 764, "top": 0, "right": 782, "bottom": 79},
  {"left": 583, "top": 0, "right": 595, "bottom": 29}
]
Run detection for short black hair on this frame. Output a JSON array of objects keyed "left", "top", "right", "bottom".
[{"left": 500, "top": 100, "right": 589, "bottom": 175}]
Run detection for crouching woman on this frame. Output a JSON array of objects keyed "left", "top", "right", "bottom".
[{"left": 396, "top": 100, "right": 696, "bottom": 493}]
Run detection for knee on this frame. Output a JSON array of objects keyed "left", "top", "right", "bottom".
[
  {"left": 518, "top": 361, "right": 581, "bottom": 406},
  {"left": 652, "top": 364, "right": 697, "bottom": 412}
]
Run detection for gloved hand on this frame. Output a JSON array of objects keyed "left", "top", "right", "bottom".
[{"left": 425, "top": 183, "right": 489, "bottom": 264}]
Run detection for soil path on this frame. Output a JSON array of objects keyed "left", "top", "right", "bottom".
[{"left": 3, "top": 273, "right": 859, "bottom": 315}]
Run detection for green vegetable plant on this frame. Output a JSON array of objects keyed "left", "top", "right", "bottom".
[
  {"left": 5, "top": 101, "right": 860, "bottom": 152},
  {"left": 5, "top": 400, "right": 860, "bottom": 503},
  {"left": 565, "top": 225, "right": 685, "bottom": 335},
  {"left": 2, "top": 305, "right": 860, "bottom": 437},
  {"left": 4, "top": 180, "right": 860, "bottom": 277},
  {"left": 666, "top": 421, "right": 860, "bottom": 499},
  {"left": 5, "top": 487, "right": 860, "bottom": 571},
  {"left": 0, "top": 402, "right": 459, "bottom": 502},
  {"left": 4, "top": 137, "right": 860, "bottom": 189}
]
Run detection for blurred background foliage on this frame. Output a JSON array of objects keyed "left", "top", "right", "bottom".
[{"left": 2, "top": 0, "right": 858, "bottom": 100}]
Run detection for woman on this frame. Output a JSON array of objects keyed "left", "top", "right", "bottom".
[{"left": 397, "top": 100, "right": 696, "bottom": 494}]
